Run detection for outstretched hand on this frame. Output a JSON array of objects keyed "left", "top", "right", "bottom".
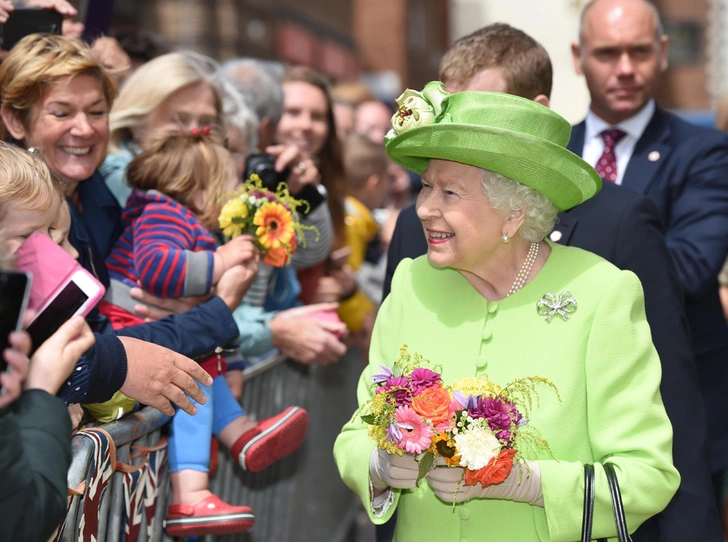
[
  {"left": 118, "top": 337, "right": 213, "bottom": 416},
  {"left": 270, "top": 303, "right": 347, "bottom": 365}
]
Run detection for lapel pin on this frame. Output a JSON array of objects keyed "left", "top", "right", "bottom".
[
  {"left": 549, "top": 230, "right": 563, "bottom": 242},
  {"left": 648, "top": 150, "right": 660, "bottom": 162}
]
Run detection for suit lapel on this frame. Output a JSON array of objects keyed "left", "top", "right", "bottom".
[
  {"left": 621, "top": 108, "right": 671, "bottom": 195},
  {"left": 568, "top": 121, "right": 586, "bottom": 155}
]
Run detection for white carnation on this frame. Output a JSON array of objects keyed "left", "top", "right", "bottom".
[{"left": 453, "top": 425, "right": 501, "bottom": 470}]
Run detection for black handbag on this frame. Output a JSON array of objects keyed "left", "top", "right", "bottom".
[{"left": 581, "top": 463, "right": 633, "bottom": 542}]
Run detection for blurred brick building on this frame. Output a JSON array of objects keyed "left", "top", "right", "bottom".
[{"left": 110, "top": 0, "right": 449, "bottom": 91}]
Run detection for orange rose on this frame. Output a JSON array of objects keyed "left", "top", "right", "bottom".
[
  {"left": 411, "top": 387, "right": 452, "bottom": 426},
  {"left": 464, "top": 448, "right": 517, "bottom": 487},
  {"left": 264, "top": 246, "right": 289, "bottom": 267}
]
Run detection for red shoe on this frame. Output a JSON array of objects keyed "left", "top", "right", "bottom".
[
  {"left": 164, "top": 495, "right": 254, "bottom": 537},
  {"left": 231, "top": 406, "right": 308, "bottom": 472}
]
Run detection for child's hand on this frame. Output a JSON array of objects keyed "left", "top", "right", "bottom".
[
  {"left": 214, "top": 245, "right": 260, "bottom": 311},
  {"left": 0, "top": 331, "right": 30, "bottom": 409},
  {"left": 25, "top": 316, "right": 95, "bottom": 395},
  {"left": 224, "top": 369, "right": 244, "bottom": 400},
  {"left": 214, "top": 235, "right": 257, "bottom": 281},
  {"left": 68, "top": 404, "right": 84, "bottom": 433}
]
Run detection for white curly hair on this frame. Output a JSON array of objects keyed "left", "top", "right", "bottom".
[{"left": 480, "top": 169, "right": 558, "bottom": 243}]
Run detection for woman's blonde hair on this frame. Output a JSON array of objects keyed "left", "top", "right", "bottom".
[
  {"left": 109, "top": 52, "right": 224, "bottom": 152},
  {"left": 481, "top": 169, "right": 559, "bottom": 243},
  {"left": 0, "top": 141, "right": 63, "bottom": 215},
  {"left": 0, "top": 34, "right": 118, "bottom": 141},
  {"left": 125, "top": 132, "right": 233, "bottom": 231}
]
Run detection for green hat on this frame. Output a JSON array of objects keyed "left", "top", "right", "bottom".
[{"left": 384, "top": 81, "right": 601, "bottom": 211}]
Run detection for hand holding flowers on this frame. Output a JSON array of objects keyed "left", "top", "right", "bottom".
[
  {"left": 427, "top": 457, "right": 544, "bottom": 506},
  {"left": 218, "top": 174, "right": 317, "bottom": 267},
  {"left": 360, "top": 346, "right": 559, "bottom": 504}
]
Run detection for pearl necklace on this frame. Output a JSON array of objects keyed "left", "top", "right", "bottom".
[{"left": 507, "top": 242, "right": 539, "bottom": 297}]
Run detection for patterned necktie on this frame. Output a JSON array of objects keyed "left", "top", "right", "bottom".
[{"left": 594, "top": 128, "right": 626, "bottom": 183}]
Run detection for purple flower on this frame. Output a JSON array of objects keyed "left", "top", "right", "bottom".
[
  {"left": 386, "top": 422, "right": 402, "bottom": 443},
  {"left": 410, "top": 368, "right": 442, "bottom": 395},
  {"left": 497, "top": 430, "right": 513, "bottom": 445},
  {"left": 371, "top": 364, "right": 394, "bottom": 385},
  {"left": 468, "top": 396, "right": 512, "bottom": 432},
  {"left": 377, "top": 376, "right": 413, "bottom": 406},
  {"left": 453, "top": 390, "right": 477, "bottom": 410},
  {"left": 504, "top": 399, "right": 524, "bottom": 427}
]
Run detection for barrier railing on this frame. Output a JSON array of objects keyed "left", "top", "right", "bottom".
[{"left": 57, "top": 349, "right": 366, "bottom": 542}]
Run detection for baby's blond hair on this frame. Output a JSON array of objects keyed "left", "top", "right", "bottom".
[{"left": 0, "top": 142, "right": 62, "bottom": 215}]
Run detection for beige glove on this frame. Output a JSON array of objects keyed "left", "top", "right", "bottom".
[
  {"left": 369, "top": 448, "right": 421, "bottom": 490},
  {"left": 427, "top": 460, "right": 544, "bottom": 506}
]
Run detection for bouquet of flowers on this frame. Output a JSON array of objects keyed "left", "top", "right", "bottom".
[
  {"left": 360, "top": 346, "right": 559, "bottom": 491},
  {"left": 218, "top": 174, "right": 317, "bottom": 267}
]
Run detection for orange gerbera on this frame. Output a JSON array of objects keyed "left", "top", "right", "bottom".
[{"left": 254, "top": 202, "right": 295, "bottom": 250}]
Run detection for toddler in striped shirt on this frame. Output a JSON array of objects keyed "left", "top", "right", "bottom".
[{"left": 102, "top": 132, "right": 308, "bottom": 538}]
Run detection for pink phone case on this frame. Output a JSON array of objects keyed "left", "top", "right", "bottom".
[
  {"left": 14, "top": 231, "right": 105, "bottom": 317},
  {"left": 305, "top": 310, "right": 345, "bottom": 339}
]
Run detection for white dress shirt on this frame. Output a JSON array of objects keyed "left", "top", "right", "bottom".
[{"left": 582, "top": 99, "right": 656, "bottom": 185}]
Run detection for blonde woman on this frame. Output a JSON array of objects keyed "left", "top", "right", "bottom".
[{"left": 0, "top": 33, "right": 242, "bottom": 419}]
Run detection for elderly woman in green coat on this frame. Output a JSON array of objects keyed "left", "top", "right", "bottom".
[{"left": 333, "top": 83, "right": 679, "bottom": 542}]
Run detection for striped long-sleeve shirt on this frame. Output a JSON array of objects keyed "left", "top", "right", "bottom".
[{"left": 106, "top": 190, "right": 215, "bottom": 299}]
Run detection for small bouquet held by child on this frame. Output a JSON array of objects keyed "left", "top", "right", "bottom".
[
  {"left": 360, "top": 346, "right": 559, "bottom": 499},
  {"left": 218, "top": 174, "right": 317, "bottom": 267}
]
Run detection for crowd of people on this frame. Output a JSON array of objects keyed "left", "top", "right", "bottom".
[
  {"left": 0, "top": 1, "right": 407, "bottom": 539},
  {"left": 0, "top": 0, "right": 728, "bottom": 540}
]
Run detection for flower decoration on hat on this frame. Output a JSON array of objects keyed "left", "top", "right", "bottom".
[
  {"left": 389, "top": 81, "right": 449, "bottom": 136},
  {"left": 218, "top": 174, "right": 318, "bottom": 267}
]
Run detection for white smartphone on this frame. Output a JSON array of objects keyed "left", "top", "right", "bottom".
[{"left": 26, "top": 270, "right": 103, "bottom": 354}]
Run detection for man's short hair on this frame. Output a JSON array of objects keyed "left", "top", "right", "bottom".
[{"left": 439, "top": 23, "right": 553, "bottom": 100}]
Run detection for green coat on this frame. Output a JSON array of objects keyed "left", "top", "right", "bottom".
[{"left": 334, "top": 242, "right": 679, "bottom": 542}]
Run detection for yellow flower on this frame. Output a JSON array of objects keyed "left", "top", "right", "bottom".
[
  {"left": 254, "top": 202, "right": 295, "bottom": 250},
  {"left": 218, "top": 197, "right": 248, "bottom": 238},
  {"left": 452, "top": 377, "right": 502, "bottom": 398},
  {"left": 430, "top": 432, "right": 461, "bottom": 467}
]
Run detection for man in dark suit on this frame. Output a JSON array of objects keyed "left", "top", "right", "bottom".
[
  {"left": 570, "top": 0, "right": 728, "bottom": 503},
  {"left": 383, "top": 22, "right": 721, "bottom": 542}
]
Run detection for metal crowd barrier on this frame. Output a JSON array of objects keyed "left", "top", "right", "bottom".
[{"left": 58, "top": 348, "right": 366, "bottom": 542}]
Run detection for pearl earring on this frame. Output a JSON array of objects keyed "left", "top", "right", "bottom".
[{"left": 502, "top": 234, "right": 510, "bottom": 244}]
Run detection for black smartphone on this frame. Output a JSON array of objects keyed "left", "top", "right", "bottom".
[
  {"left": 26, "top": 280, "right": 90, "bottom": 355},
  {"left": 0, "top": 8, "right": 63, "bottom": 51},
  {"left": 0, "top": 271, "right": 32, "bottom": 373}
]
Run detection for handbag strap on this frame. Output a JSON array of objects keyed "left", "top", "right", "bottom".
[
  {"left": 604, "top": 463, "right": 632, "bottom": 542},
  {"left": 582, "top": 463, "right": 632, "bottom": 542},
  {"left": 581, "top": 464, "right": 596, "bottom": 542}
]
